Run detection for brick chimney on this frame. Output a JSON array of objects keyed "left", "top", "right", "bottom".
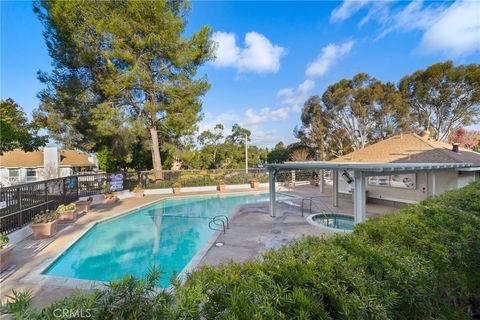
[{"left": 452, "top": 143, "right": 460, "bottom": 153}]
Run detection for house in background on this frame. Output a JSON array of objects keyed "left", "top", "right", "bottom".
[
  {"left": 0, "top": 146, "right": 98, "bottom": 186},
  {"left": 332, "top": 132, "right": 480, "bottom": 206}
]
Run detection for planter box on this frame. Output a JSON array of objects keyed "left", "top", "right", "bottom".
[
  {"left": 58, "top": 209, "right": 78, "bottom": 223},
  {"left": 134, "top": 192, "right": 144, "bottom": 199},
  {"left": 104, "top": 197, "right": 118, "bottom": 204},
  {"left": 76, "top": 200, "right": 92, "bottom": 213},
  {"left": 172, "top": 187, "right": 181, "bottom": 195},
  {"left": 217, "top": 184, "right": 226, "bottom": 192},
  {"left": 0, "top": 243, "right": 15, "bottom": 272},
  {"left": 250, "top": 181, "right": 260, "bottom": 189},
  {"left": 31, "top": 220, "right": 58, "bottom": 240}
]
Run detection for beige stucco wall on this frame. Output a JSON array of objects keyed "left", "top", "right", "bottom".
[
  {"left": 366, "top": 171, "right": 429, "bottom": 203},
  {"left": 338, "top": 169, "right": 475, "bottom": 204}
]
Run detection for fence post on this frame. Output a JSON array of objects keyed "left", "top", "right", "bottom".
[
  {"left": 63, "top": 178, "right": 67, "bottom": 204},
  {"left": 17, "top": 187, "right": 22, "bottom": 211},
  {"left": 75, "top": 176, "right": 79, "bottom": 201}
]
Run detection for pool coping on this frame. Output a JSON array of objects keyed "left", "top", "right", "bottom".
[{"left": 21, "top": 190, "right": 275, "bottom": 290}]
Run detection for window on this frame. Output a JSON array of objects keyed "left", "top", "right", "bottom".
[
  {"left": 8, "top": 169, "right": 19, "bottom": 183},
  {"left": 26, "top": 168, "right": 37, "bottom": 181},
  {"left": 8, "top": 169, "right": 19, "bottom": 178}
]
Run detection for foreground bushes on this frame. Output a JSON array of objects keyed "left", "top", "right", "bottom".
[{"left": 3, "top": 181, "right": 480, "bottom": 319}]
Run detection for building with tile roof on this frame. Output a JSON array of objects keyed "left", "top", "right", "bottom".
[
  {"left": 0, "top": 147, "right": 98, "bottom": 186},
  {"left": 332, "top": 132, "right": 480, "bottom": 205}
]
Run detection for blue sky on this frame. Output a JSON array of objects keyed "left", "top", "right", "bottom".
[{"left": 1, "top": 1, "right": 479, "bottom": 148}]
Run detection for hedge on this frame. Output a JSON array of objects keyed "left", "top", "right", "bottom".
[{"left": 3, "top": 181, "right": 480, "bottom": 319}]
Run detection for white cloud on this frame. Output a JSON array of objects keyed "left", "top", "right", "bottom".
[
  {"left": 305, "top": 41, "right": 355, "bottom": 78},
  {"left": 244, "top": 105, "right": 302, "bottom": 126},
  {"left": 330, "top": 0, "right": 372, "bottom": 23},
  {"left": 278, "top": 79, "right": 315, "bottom": 106},
  {"left": 331, "top": 0, "right": 480, "bottom": 57},
  {"left": 375, "top": 0, "right": 446, "bottom": 40},
  {"left": 211, "top": 31, "right": 285, "bottom": 74},
  {"left": 198, "top": 112, "right": 238, "bottom": 133},
  {"left": 419, "top": 1, "right": 480, "bottom": 56}
]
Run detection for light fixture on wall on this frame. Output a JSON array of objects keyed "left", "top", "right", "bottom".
[{"left": 341, "top": 170, "right": 354, "bottom": 184}]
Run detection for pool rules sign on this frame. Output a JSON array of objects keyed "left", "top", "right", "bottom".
[{"left": 109, "top": 174, "right": 124, "bottom": 191}]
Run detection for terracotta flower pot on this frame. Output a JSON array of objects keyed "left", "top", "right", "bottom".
[
  {"left": 250, "top": 181, "right": 260, "bottom": 189},
  {"left": 58, "top": 209, "right": 78, "bottom": 223},
  {"left": 172, "top": 187, "right": 181, "bottom": 195},
  {"left": 134, "top": 191, "right": 144, "bottom": 198},
  {"left": 217, "top": 184, "right": 226, "bottom": 192},
  {"left": 31, "top": 220, "right": 58, "bottom": 240},
  {"left": 76, "top": 201, "right": 92, "bottom": 213},
  {"left": 0, "top": 243, "right": 15, "bottom": 272}
]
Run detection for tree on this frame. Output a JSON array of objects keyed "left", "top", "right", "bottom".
[
  {"left": 198, "top": 124, "right": 224, "bottom": 168},
  {"left": 295, "top": 95, "right": 329, "bottom": 159},
  {"left": 297, "top": 74, "right": 408, "bottom": 159},
  {"left": 400, "top": 61, "right": 480, "bottom": 142},
  {"left": 0, "top": 99, "right": 47, "bottom": 155},
  {"left": 225, "top": 123, "right": 251, "bottom": 145},
  {"left": 322, "top": 73, "right": 394, "bottom": 151},
  {"left": 267, "top": 141, "right": 289, "bottom": 163},
  {"left": 449, "top": 128, "right": 480, "bottom": 150},
  {"left": 34, "top": 0, "right": 214, "bottom": 180}
]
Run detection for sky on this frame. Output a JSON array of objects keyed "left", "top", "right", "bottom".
[{"left": 1, "top": 0, "right": 479, "bottom": 148}]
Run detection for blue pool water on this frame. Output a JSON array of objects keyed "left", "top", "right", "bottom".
[{"left": 44, "top": 192, "right": 291, "bottom": 287}]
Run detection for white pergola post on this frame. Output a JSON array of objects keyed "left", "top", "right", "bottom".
[
  {"left": 333, "top": 169, "right": 339, "bottom": 207},
  {"left": 319, "top": 169, "right": 325, "bottom": 193},
  {"left": 430, "top": 171, "right": 436, "bottom": 196},
  {"left": 268, "top": 168, "right": 277, "bottom": 217},
  {"left": 353, "top": 170, "right": 366, "bottom": 224}
]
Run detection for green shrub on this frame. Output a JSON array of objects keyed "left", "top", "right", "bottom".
[
  {"left": 5, "top": 181, "right": 480, "bottom": 319},
  {"left": 56, "top": 203, "right": 76, "bottom": 213},
  {"left": 32, "top": 210, "right": 59, "bottom": 224},
  {"left": 0, "top": 235, "right": 9, "bottom": 249}
]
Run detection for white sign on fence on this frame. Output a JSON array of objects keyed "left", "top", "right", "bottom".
[{"left": 109, "top": 174, "right": 124, "bottom": 191}]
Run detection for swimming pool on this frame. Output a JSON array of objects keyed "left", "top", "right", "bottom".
[{"left": 43, "top": 192, "right": 291, "bottom": 287}]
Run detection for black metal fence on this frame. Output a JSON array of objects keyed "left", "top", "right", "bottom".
[
  {"left": 0, "top": 174, "right": 108, "bottom": 235},
  {"left": 0, "top": 168, "right": 318, "bottom": 235}
]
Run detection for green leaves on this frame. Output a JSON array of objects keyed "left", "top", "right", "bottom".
[
  {"left": 4, "top": 182, "right": 480, "bottom": 318},
  {"left": 0, "top": 99, "right": 48, "bottom": 154},
  {"left": 399, "top": 61, "right": 480, "bottom": 142},
  {"left": 34, "top": 0, "right": 214, "bottom": 176}
]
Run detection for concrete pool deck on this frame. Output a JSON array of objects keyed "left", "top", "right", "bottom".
[{"left": 0, "top": 185, "right": 396, "bottom": 309}]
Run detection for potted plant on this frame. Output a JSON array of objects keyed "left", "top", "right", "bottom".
[
  {"left": 217, "top": 180, "right": 226, "bottom": 192},
  {"left": 172, "top": 182, "right": 181, "bottom": 195},
  {"left": 132, "top": 186, "right": 144, "bottom": 198},
  {"left": 76, "top": 197, "right": 93, "bottom": 213},
  {"left": 30, "top": 210, "right": 59, "bottom": 239},
  {"left": 57, "top": 203, "right": 78, "bottom": 223},
  {"left": 104, "top": 192, "right": 117, "bottom": 204},
  {"left": 250, "top": 178, "right": 260, "bottom": 189},
  {"left": 0, "top": 235, "right": 15, "bottom": 272}
]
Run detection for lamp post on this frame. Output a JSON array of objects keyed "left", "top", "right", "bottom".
[{"left": 245, "top": 134, "right": 248, "bottom": 173}]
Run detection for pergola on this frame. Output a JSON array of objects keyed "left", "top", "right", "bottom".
[{"left": 266, "top": 162, "right": 473, "bottom": 225}]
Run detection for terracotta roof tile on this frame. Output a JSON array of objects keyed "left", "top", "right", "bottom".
[
  {"left": 0, "top": 149, "right": 44, "bottom": 167},
  {"left": 332, "top": 133, "right": 480, "bottom": 165},
  {"left": 0, "top": 148, "right": 95, "bottom": 168},
  {"left": 60, "top": 149, "right": 95, "bottom": 166}
]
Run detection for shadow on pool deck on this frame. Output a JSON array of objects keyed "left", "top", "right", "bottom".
[
  {"left": 0, "top": 185, "right": 397, "bottom": 310},
  {"left": 197, "top": 184, "right": 397, "bottom": 267}
]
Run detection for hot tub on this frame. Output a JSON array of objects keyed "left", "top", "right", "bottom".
[{"left": 307, "top": 213, "right": 354, "bottom": 232}]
